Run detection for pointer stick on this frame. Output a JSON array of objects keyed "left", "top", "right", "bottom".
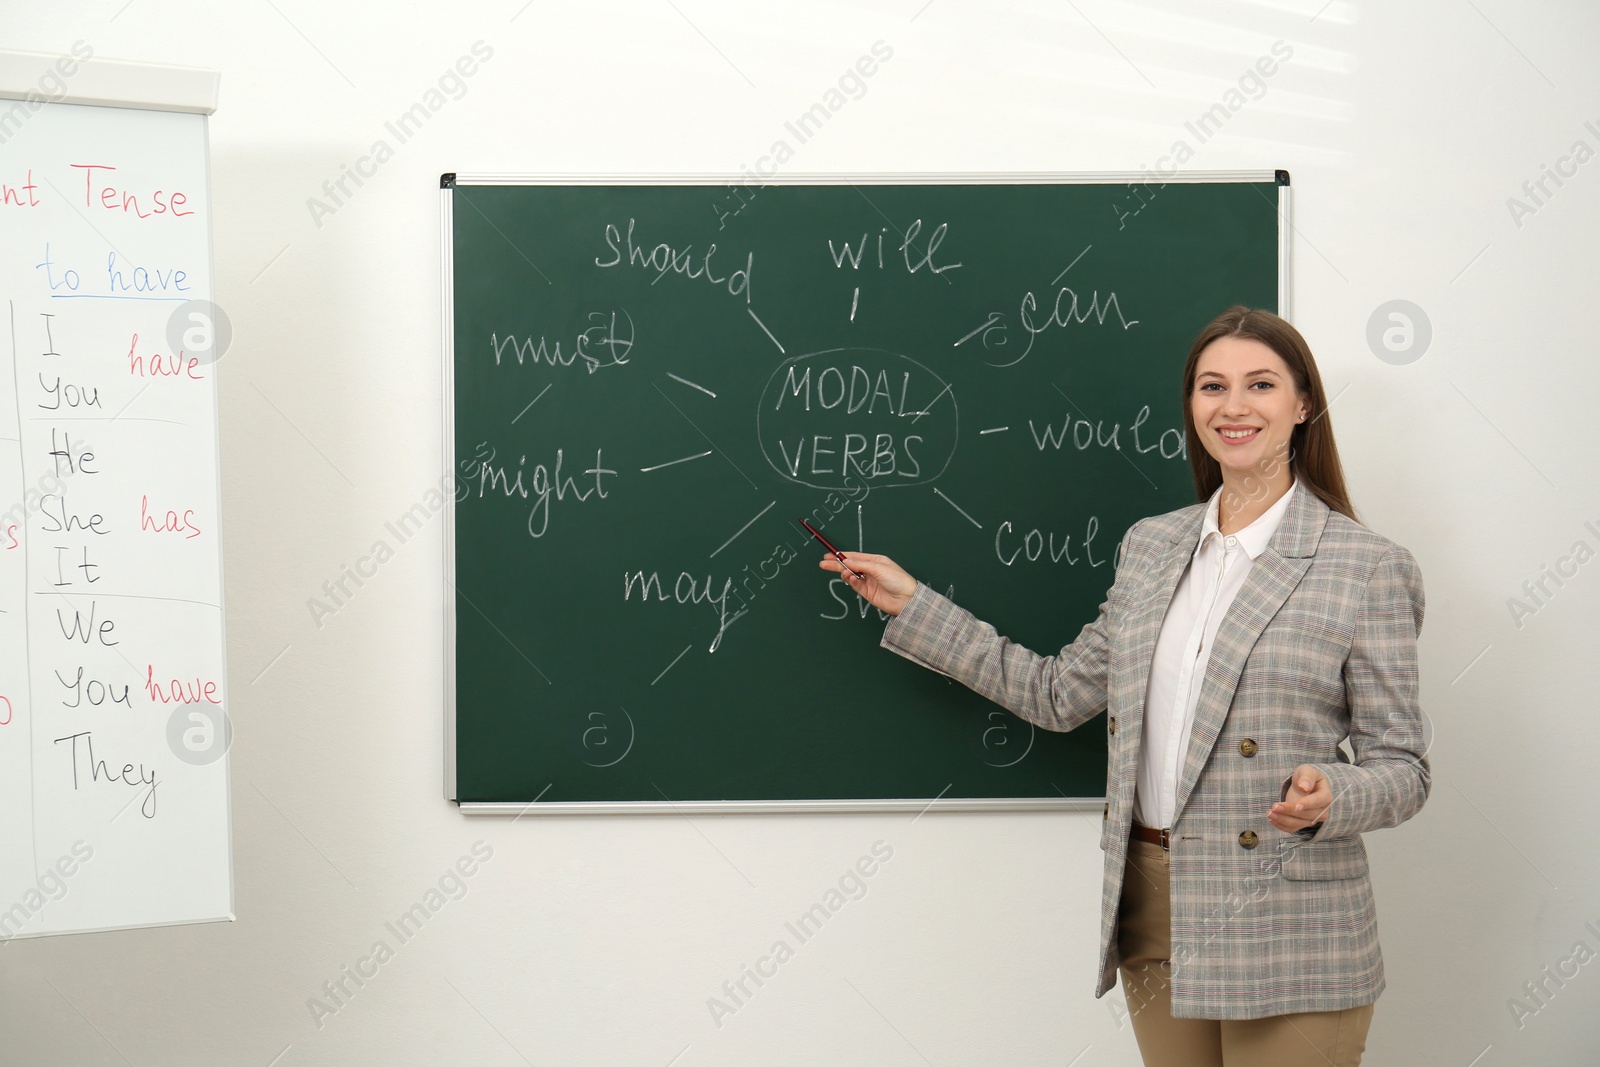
[{"left": 798, "top": 518, "right": 866, "bottom": 580}]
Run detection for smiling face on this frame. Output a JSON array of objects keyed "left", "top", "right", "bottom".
[{"left": 1190, "top": 336, "right": 1308, "bottom": 484}]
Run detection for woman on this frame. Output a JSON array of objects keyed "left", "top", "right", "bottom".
[{"left": 819, "top": 307, "right": 1428, "bottom": 1067}]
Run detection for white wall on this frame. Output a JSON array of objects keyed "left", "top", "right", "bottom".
[{"left": 4, "top": 2, "right": 1599, "bottom": 1063}]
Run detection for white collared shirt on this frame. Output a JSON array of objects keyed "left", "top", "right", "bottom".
[{"left": 1133, "top": 478, "right": 1298, "bottom": 829}]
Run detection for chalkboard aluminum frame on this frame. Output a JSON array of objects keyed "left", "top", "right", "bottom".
[{"left": 441, "top": 170, "right": 1292, "bottom": 815}]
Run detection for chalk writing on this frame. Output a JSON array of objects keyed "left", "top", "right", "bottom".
[
  {"left": 826, "top": 220, "right": 961, "bottom": 275},
  {"left": 994, "top": 515, "right": 1107, "bottom": 567},
  {"left": 467, "top": 440, "right": 617, "bottom": 538},
  {"left": 821, "top": 579, "right": 891, "bottom": 621},
  {"left": 594, "top": 218, "right": 753, "bottom": 303},
  {"left": 969, "top": 286, "right": 1139, "bottom": 368},
  {"left": 757, "top": 349, "right": 958, "bottom": 490},
  {"left": 490, "top": 309, "right": 635, "bottom": 374},
  {"left": 623, "top": 569, "right": 746, "bottom": 652},
  {"left": 1027, "top": 403, "right": 1187, "bottom": 460}
]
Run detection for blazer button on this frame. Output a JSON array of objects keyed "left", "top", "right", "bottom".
[
  {"left": 1102, "top": 802, "right": 1109, "bottom": 820},
  {"left": 1239, "top": 830, "right": 1260, "bottom": 849},
  {"left": 1239, "top": 738, "right": 1258, "bottom": 757},
  {"left": 1109, "top": 717, "right": 1117, "bottom": 735}
]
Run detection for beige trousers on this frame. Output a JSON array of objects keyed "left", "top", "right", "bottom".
[{"left": 1117, "top": 837, "right": 1374, "bottom": 1067}]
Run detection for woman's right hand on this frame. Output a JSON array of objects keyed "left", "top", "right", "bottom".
[{"left": 819, "top": 552, "right": 918, "bottom": 617}]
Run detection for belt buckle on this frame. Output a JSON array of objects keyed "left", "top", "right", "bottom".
[{"left": 1158, "top": 827, "right": 1170, "bottom": 850}]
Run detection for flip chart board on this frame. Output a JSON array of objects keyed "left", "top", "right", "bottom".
[
  {"left": 443, "top": 172, "right": 1288, "bottom": 812},
  {"left": 0, "top": 53, "right": 231, "bottom": 935}
]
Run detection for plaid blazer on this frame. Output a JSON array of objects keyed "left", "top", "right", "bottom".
[{"left": 880, "top": 485, "right": 1430, "bottom": 1020}]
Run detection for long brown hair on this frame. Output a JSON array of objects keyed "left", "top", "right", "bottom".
[{"left": 1181, "top": 306, "right": 1358, "bottom": 523}]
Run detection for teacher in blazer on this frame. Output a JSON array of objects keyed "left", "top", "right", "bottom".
[{"left": 819, "top": 306, "right": 1429, "bottom": 1067}]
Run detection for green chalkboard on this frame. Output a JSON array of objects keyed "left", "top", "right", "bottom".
[{"left": 443, "top": 174, "right": 1286, "bottom": 810}]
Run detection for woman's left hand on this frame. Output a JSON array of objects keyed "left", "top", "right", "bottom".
[{"left": 1268, "top": 765, "right": 1331, "bottom": 833}]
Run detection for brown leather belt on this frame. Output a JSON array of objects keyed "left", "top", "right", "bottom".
[{"left": 1130, "top": 821, "right": 1170, "bottom": 849}]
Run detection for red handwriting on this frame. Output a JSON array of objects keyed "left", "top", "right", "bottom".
[
  {"left": 145, "top": 666, "right": 221, "bottom": 705},
  {"left": 140, "top": 496, "right": 200, "bottom": 539},
  {"left": 0, "top": 695, "right": 11, "bottom": 725},
  {"left": 70, "top": 164, "right": 193, "bottom": 217},
  {"left": 2, "top": 170, "right": 40, "bottom": 208},
  {"left": 2, "top": 524, "right": 17, "bottom": 550},
  {"left": 127, "top": 333, "right": 204, "bottom": 379}
]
